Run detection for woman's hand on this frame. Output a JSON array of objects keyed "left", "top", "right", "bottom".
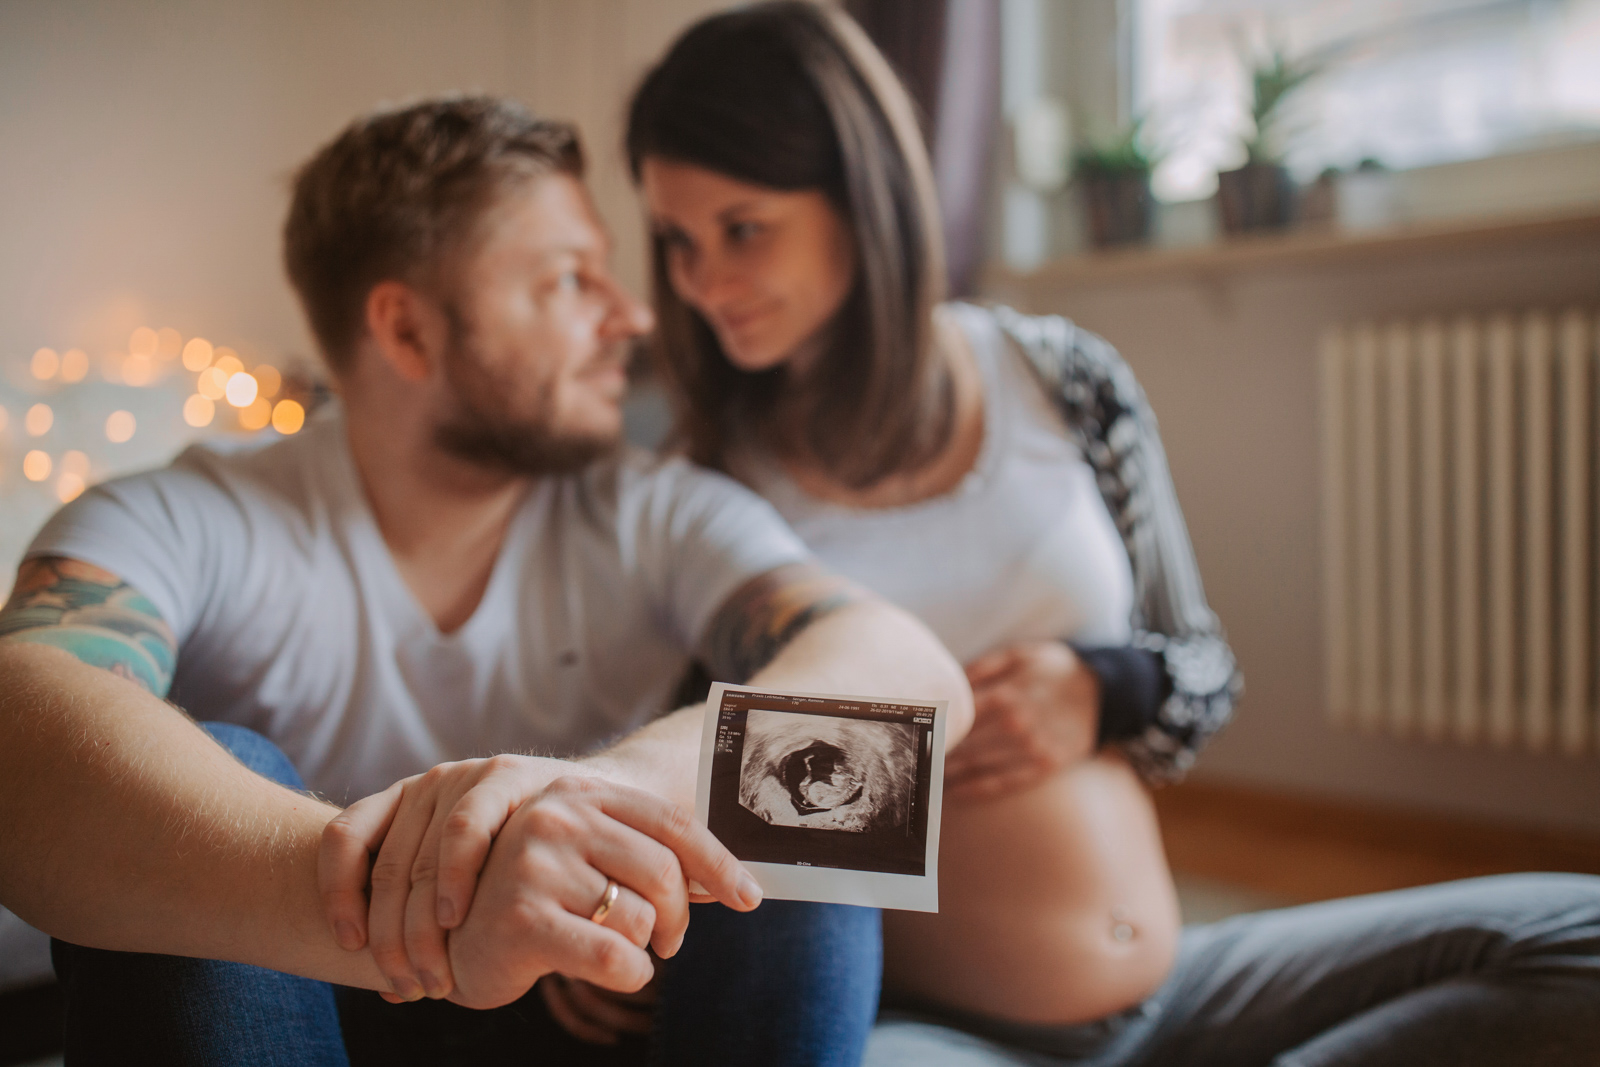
[
  {"left": 945, "top": 641, "right": 1100, "bottom": 801},
  {"left": 539, "top": 971, "right": 658, "bottom": 1045}
]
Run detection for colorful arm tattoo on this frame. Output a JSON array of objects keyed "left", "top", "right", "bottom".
[
  {"left": 0, "top": 557, "right": 177, "bottom": 696},
  {"left": 700, "top": 561, "right": 863, "bottom": 684}
]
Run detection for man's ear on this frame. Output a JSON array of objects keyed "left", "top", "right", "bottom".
[{"left": 364, "top": 281, "right": 447, "bottom": 384}]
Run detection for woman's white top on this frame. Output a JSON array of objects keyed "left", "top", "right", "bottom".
[{"left": 747, "top": 302, "right": 1135, "bottom": 665}]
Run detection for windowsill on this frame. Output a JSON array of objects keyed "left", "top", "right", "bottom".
[{"left": 985, "top": 206, "right": 1600, "bottom": 292}]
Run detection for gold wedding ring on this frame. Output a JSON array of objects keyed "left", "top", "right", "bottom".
[{"left": 589, "top": 878, "right": 620, "bottom": 924}]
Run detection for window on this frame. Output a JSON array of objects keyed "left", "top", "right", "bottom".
[{"left": 1135, "top": 0, "right": 1600, "bottom": 201}]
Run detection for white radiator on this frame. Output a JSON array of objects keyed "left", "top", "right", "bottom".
[{"left": 1320, "top": 310, "right": 1599, "bottom": 755}]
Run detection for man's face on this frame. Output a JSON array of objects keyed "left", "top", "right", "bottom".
[{"left": 433, "top": 173, "right": 652, "bottom": 477}]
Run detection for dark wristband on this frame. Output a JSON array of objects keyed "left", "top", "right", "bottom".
[{"left": 1068, "top": 643, "right": 1171, "bottom": 747}]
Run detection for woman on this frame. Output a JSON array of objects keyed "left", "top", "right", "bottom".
[{"left": 617, "top": 4, "right": 1600, "bottom": 1063}]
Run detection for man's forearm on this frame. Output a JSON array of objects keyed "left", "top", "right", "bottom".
[
  {"left": 0, "top": 642, "right": 388, "bottom": 991},
  {"left": 585, "top": 600, "right": 974, "bottom": 808}
]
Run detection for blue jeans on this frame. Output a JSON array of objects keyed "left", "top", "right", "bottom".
[
  {"left": 52, "top": 723, "right": 880, "bottom": 1067},
  {"left": 873, "top": 874, "right": 1600, "bottom": 1066}
]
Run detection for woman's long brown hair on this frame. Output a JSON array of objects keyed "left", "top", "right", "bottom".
[{"left": 626, "top": 1, "right": 951, "bottom": 489}]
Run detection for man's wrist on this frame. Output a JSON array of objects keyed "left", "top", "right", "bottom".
[{"left": 572, "top": 752, "right": 644, "bottom": 792}]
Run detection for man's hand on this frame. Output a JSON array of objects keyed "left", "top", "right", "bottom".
[
  {"left": 944, "top": 641, "right": 1100, "bottom": 801},
  {"left": 318, "top": 758, "right": 760, "bottom": 1003},
  {"left": 319, "top": 754, "right": 566, "bottom": 1000},
  {"left": 539, "top": 972, "right": 658, "bottom": 1045},
  {"left": 445, "top": 776, "right": 760, "bottom": 1010}
]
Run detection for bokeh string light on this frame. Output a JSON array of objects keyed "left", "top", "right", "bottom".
[
  {"left": 182, "top": 337, "right": 214, "bottom": 372},
  {"left": 60, "top": 349, "right": 89, "bottom": 382},
  {"left": 31, "top": 348, "right": 59, "bottom": 380},
  {"left": 25, "top": 403, "right": 53, "bottom": 436},
  {"left": 14, "top": 326, "right": 311, "bottom": 501},
  {"left": 184, "top": 394, "right": 216, "bottom": 428},
  {"left": 213, "top": 349, "right": 243, "bottom": 377},
  {"left": 22, "top": 451, "right": 52, "bottom": 482},
  {"left": 104, "top": 410, "right": 136, "bottom": 444},
  {"left": 121, "top": 352, "right": 154, "bottom": 386},
  {"left": 224, "top": 371, "right": 258, "bottom": 408},
  {"left": 197, "top": 367, "right": 228, "bottom": 400},
  {"left": 272, "top": 399, "right": 305, "bottom": 435},
  {"left": 129, "top": 327, "right": 158, "bottom": 359},
  {"left": 240, "top": 396, "right": 273, "bottom": 430}
]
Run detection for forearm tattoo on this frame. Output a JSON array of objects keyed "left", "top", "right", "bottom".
[
  {"left": 701, "top": 562, "right": 862, "bottom": 684},
  {"left": 0, "top": 557, "right": 177, "bottom": 696}
]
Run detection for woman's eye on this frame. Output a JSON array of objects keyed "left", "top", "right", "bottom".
[
  {"left": 727, "top": 221, "right": 763, "bottom": 243},
  {"left": 554, "top": 270, "right": 581, "bottom": 292}
]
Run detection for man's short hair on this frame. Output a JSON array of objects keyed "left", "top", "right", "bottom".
[{"left": 283, "top": 95, "right": 583, "bottom": 374}]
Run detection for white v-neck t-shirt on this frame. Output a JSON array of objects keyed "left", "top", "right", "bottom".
[
  {"left": 27, "top": 406, "right": 809, "bottom": 802},
  {"left": 747, "top": 303, "right": 1134, "bottom": 665}
]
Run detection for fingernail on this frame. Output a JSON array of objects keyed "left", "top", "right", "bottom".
[
  {"left": 739, "top": 872, "right": 764, "bottom": 907},
  {"left": 334, "top": 921, "right": 361, "bottom": 950},
  {"left": 418, "top": 971, "right": 447, "bottom": 999},
  {"left": 436, "top": 899, "right": 457, "bottom": 927},
  {"left": 390, "top": 977, "right": 424, "bottom": 1002}
]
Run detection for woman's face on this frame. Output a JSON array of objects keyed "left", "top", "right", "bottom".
[{"left": 640, "top": 158, "right": 857, "bottom": 373}]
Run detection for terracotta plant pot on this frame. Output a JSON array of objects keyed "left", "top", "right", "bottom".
[
  {"left": 1216, "top": 161, "right": 1294, "bottom": 234},
  {"left": 1080, "top": 171, "right": 1152, "bottom": 249}
]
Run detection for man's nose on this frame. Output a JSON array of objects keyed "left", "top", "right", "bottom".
[{"left": 604, "top": 281, "right": 655, "bottom": 339}]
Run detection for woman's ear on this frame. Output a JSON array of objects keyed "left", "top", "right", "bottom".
[{"left": 364, "top": 280, "right": 447, "bottom": 383}]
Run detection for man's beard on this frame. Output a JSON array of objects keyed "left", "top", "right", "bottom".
[{"left": 433, "top": 318, "right": 620, "bottom": 478}]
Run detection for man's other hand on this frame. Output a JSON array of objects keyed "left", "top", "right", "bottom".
[{"left": 539, "top": 971, "right": 658, "bottom": 1045}]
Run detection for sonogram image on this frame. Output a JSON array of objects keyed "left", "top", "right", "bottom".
[{"left": 737, "top": 709, "right": 918, "bottom": 833}]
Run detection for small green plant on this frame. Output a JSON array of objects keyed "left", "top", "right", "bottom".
[
  {"left": 1072, "top": 117, "right": 1160, "bottom": 179},
  {"left": 1241, "top": 45, "right": 1322, "bottom": 164}
]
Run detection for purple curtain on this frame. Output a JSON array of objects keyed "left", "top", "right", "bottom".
[{"left": 845, "top": 0, "right": 1001, "bottom": 298}]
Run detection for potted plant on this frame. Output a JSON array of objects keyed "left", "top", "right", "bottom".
[
  {"left": 1072, "top": 118, "right": 1159, "bottom": 249},
  {"left": 1216, "top": 46, "right": 1320, "bottom": 234}
]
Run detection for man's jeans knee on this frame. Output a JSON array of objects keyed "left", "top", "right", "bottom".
[
  {"left": 52, "top": 723, "right": 348, "bottom": 1067},
  {"left": 654, "top": 899, "right": 882, "bottom": 1067}
]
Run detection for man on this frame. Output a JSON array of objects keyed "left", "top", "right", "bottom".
[{"left": 0, "top": 96, "right": 971, "bottom": 1064}]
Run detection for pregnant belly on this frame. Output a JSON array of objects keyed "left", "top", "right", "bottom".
[{"left": 882, "top": 751, "right": 1180, "bottom": 1025}]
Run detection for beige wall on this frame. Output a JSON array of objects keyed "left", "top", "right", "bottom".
[
  {"left": 988, "top": 230, "right": 1600, "bottom": 835},
  {"left": 0, "top": 0, "right": 727, "bottom": 384}
]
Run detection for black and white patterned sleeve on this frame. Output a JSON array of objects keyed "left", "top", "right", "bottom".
[{"left": 993, "top": 305, "right": 1243, "bottom": 783}]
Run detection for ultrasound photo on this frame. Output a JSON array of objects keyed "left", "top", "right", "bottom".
[
  {"left": 739, "top": 709, "right": 917, "bottom": 833},
  {"left": 695, "top": 683, "right": 948, "bottom": 912}
]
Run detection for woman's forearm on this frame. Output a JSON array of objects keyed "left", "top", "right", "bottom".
[{"left": 0, "top": 641, "right": 387, "bottom": 990}]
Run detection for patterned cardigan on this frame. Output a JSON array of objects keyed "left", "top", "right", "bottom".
[{"left": 992, "top": 305, "right": 1243, "bottom": 784}]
